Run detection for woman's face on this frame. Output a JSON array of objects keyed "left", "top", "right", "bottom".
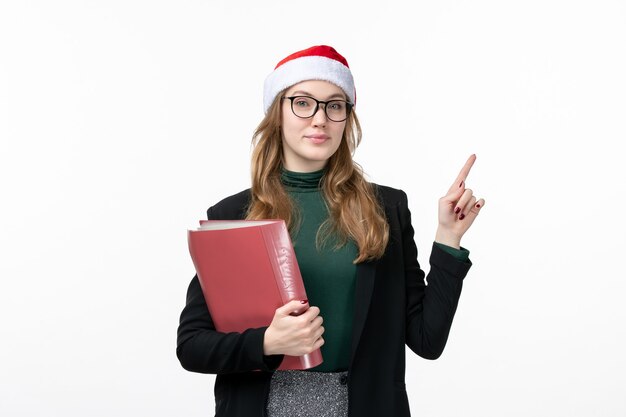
[{"left": 280, "top": 80, "right": 347, "bottom": 172}]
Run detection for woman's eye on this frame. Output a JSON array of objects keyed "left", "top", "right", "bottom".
[
  {"left": 329, "top": 102, "right": 344, "bottom": 110},
  {"left": 295, "top": 99, "right": 311, "bottom": 107}
]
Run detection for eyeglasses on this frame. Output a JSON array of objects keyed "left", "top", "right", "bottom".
[{"left": 281, "top": 96, "right": 353, "bottom": 122}]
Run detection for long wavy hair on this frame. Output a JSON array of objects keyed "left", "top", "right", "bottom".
[{"left": 246, "top": 92, "right": 389, "bottom": 264}]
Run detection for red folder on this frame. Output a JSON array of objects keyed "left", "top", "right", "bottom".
[{"left": 187, "top": 219, "right": 323, "bottom": 370}]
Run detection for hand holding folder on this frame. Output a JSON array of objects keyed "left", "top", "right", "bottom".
[{"left": 187, "top": 219, "right": 323, "bottom": 370}]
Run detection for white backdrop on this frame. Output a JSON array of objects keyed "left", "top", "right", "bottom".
[{"left": 1, "top": 1, "right": 625, "bottom": 416}]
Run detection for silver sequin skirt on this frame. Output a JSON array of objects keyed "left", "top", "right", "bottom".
[{"left": 266, "top": 370, "right": 349, "bottom": 417}]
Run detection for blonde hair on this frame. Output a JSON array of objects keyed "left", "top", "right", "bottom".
[{"left": 246, "top": 93, "right": 389, "bottom": 263}]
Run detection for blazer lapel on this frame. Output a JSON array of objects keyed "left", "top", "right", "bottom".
[{"left": 350, "top": 259, "right": 377, "bottom": 366}]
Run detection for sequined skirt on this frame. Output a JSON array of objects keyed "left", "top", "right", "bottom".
[{"left": 265, "top": 370, "right": 349, "bottom": 417}]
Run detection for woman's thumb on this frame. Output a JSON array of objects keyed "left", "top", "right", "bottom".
[{"left": 279, "top": 299, "right": 309, "bottom": 316}]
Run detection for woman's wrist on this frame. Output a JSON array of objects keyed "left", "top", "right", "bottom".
[
  {"left": 434, "top": 228, "right": 461, "bottom": 249},
  {"left": 263, "top": 327, "right": 276, "bottom": 356}
]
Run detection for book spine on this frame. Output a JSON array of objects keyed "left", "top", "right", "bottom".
[{"left": 260, "top": 221, "right": 305, "bottom": 305}]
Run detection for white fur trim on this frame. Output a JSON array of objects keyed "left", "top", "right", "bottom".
[{"left": 263, "top": 55, "right": 355, "bottom": 113}]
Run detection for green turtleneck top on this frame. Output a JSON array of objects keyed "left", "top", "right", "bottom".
[{"left": 280, "top": 168, "right": 470, "bottom": 372}]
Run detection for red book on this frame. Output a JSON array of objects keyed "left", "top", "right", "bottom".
[{"left": 187, "top": 219, "right": 323, "bottom": 371}]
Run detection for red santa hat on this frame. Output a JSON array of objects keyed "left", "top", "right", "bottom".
[{"left": 263, "top": 45, "right": 356, "bottom": 113}]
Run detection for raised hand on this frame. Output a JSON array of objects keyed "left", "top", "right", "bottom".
[{"left": 435, "top": 154, "right": 485, "bottom": 248}]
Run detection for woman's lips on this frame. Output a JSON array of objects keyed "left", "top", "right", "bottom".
[{"left": 305, "top": 134, "right": 330, "bottom": 144}]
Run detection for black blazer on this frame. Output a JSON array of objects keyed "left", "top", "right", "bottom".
[{"left": 177, "top": 184, "right": 472, "bottom": 417}]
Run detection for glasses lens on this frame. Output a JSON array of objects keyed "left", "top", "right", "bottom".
[
  {"left": 326, "top": 100, "right": 348, "bottom": 122},
  {"left": 291, "top": 97, "right": 316, "bottom": 118}
]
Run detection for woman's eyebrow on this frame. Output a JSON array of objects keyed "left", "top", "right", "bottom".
[{"left": 290, "top": 90, "right": 346, "bottom": 100}]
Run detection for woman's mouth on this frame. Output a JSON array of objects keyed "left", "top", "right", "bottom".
[{"left": 305, "top": 134, "right": 330, "bottom": 144}]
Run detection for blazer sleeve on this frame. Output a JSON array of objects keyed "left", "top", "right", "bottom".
[
  {"left": 399, "top": 190, "right": 472, "bottom": 360},
  {"left": 176, "top": 206, "right": 285, "bottom": 374}
]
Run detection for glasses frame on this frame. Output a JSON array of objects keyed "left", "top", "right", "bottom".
[{"left": 281, "top": 95, "right": 353, "bottom": 122}]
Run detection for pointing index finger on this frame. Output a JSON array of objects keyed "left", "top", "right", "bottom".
[{"left": 450, "top": 154, "right": 476, "bottom": 191}]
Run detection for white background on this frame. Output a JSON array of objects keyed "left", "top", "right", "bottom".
[{"left": 1, "top": 1, "right": 625, "bottom": 416}]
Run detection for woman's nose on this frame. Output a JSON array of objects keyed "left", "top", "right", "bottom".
[{"left": 311, "top": 104, "right": 328, "bottom": 126}]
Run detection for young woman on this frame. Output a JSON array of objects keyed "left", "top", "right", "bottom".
[{"left": 177, "top": 45, "right": 484, "bottom": 417}]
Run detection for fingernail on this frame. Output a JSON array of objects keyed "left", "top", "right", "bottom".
[
  {"left": 459, "top": 213, "right": 465, "bottom": 220},
  {"left": 475, "top": 203, "right": 481, "bottom": 208},
  {"left": 454, "top": 207, "right": 461, "bottom": 214},
  {"left": 300, "top": 299, "right": 308, "bottom": 304}
]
